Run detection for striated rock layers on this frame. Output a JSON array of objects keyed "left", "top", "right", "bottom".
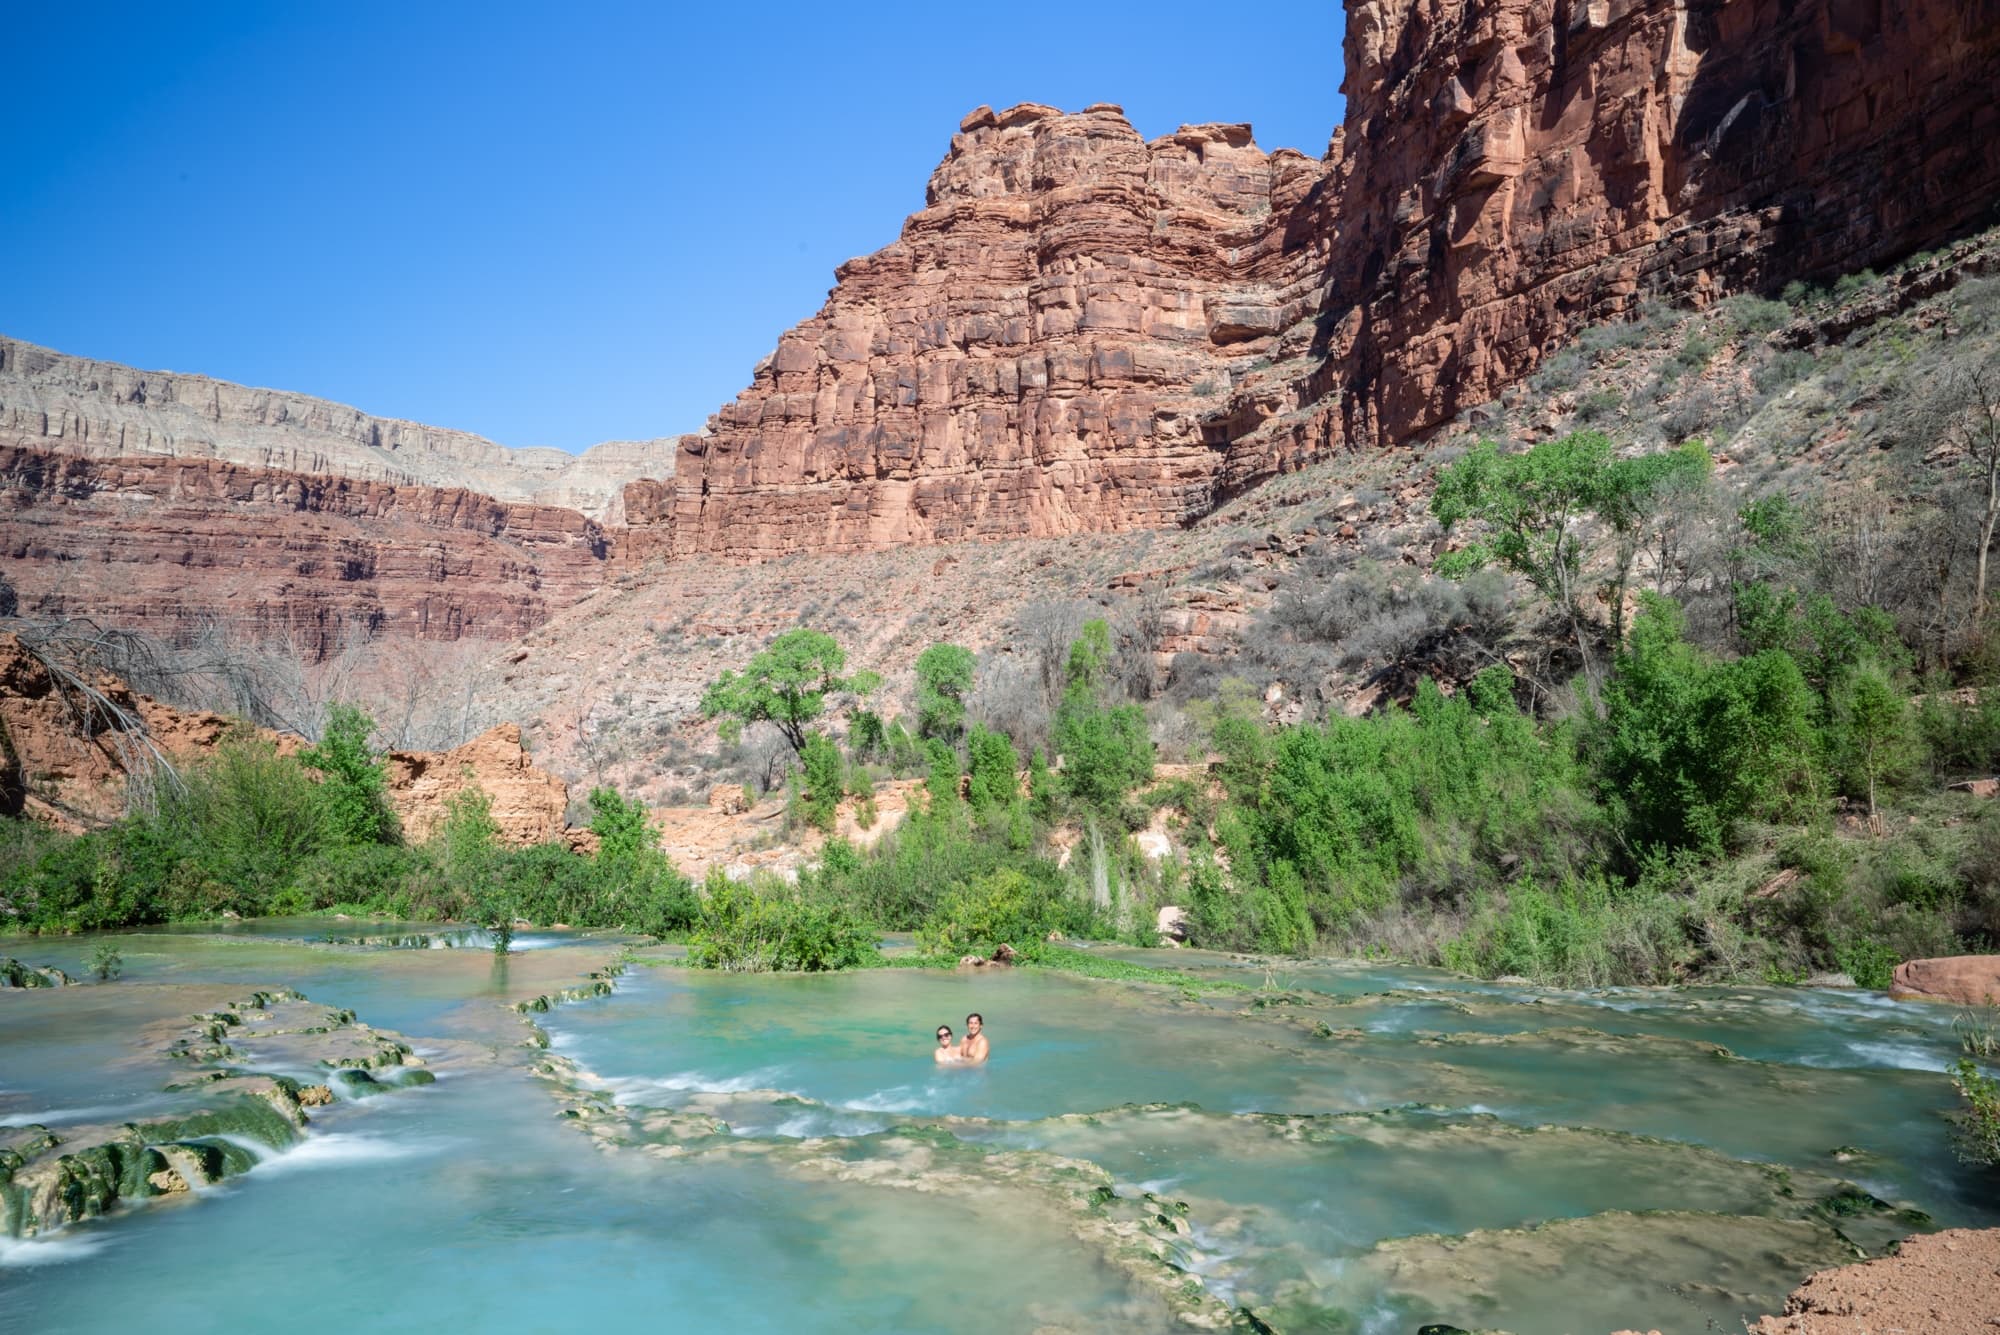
[
  {"left": 671, "top": 0, "right": 2000, "bottom": 557},
  {"left": 669, "top": 103, "right": 1330, "bottom": 556},
  {"left": 0, "top": 444, "right": 656, "bottom": 655},
  {"left": 0, "top": 334, "right": 674, "bottom": 520}
]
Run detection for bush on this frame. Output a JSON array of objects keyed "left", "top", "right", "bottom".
[
  {"left": 687, "top": 873, "right": 878, "bottom": 972},
  {"left": 916, "top": 868, "right": 1089, "bottom": 958},
  {"left": 1949, "top": 1058, "right": 2000, "bottom": 1168},
  {"left": 801, "top": 734, "right": 844, "bottom": 833},
  {"left": 965, "top": 724, "right": 1021, "bottom": 811}
]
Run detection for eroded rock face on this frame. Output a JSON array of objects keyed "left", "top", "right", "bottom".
[
  {"left": 382, "top": 722, "right": 569, "bottom": 846},
  {"left": 668, "top": 103, "right": 1333, "bottom": 558},
  {"left": 0, "top": 334, "right": 675, "bottom": 518},
  {"left": 1, "top": 633, "right": 569, "bottom": 844},
  {"left": 1891, "top": 955, "right": 2000, "bottom": 1006},
  {"left": 671, "top": 1, "right": 2000, "bottom": 557},
  {"left": 0, "top": 445, "right": 633, "bottom": 658}
]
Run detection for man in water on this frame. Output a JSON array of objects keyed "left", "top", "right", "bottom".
[
  {"left": 960, "top": 1012, "right": 989, "bottom": 1064},
  {"left": 934, "top": 1024, "right": 962, "bottom": 1064}
]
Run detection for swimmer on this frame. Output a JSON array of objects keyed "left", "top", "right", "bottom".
[
  {"left": 934, "top": 1024, "right": 963, "bottom": 1064},
  {"left": 960, "top": 1012, "right": 989, "bottom": 1064}
]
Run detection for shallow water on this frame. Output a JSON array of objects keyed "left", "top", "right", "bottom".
[{"left": 3, "top": 928, "right": 1995, "bottom": 1334}]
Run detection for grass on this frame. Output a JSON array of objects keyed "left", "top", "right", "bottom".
[{"left": 1021, "top": 945, "right": 1251, "bottom": 993}]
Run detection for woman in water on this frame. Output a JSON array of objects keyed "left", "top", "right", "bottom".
[{"left": 934, "top": 1024, "right": 964, "bottom": 1064}]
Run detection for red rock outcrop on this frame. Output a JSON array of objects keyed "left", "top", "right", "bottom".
[
  {"left": 1891, "top": 955, "right": 2000, "bottom": 1006},
  {"left": 671, "top": 1, "right": 2000, "bottom": 558},
  {"left": 668, "top": 104, "right": 1332, "bottom": 558},
  {"left": 0, "top": 444, "right": 636, "bottom": 657},
  {"left": 0, "top": 631, "right": 298, "bottom": 827},
  {"left": 381, "top": 723, "right": 569, "bottom": 846},
  {"left": 1, "top": 632, "right": 567, "bottom": 844}
]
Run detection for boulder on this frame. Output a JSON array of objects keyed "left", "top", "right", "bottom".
[
  {"left": 1891, "top": 956, "right": 2000, "bottom": 1007},
  {"left": 1156, "top": 906, "right": 1191, "bottom": 946}
]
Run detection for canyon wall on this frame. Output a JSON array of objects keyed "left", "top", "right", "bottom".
[
  {"left": 0, "top": 444, "right": 639, "bottom": 655},
  {"left": 0, "top": 335, "right": 674, "bottom": 520},
  {"left": 5, "top": 0, "right": 1998, "bottom": 633},
  {"left": 671, "top": 0, "right": 2000, "bottom": 556}
]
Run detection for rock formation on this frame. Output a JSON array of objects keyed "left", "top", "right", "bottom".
[
  {"left": 0, "top": 444, "right": 631, "bottom": 656},
  {"left": 0, "top": 335, "right": 674, "bottom": 518},
  {"left": 382, "top": 722, "right": 570, "bottom": 845},
  {"left": 1891, "top": 954, "right": 2000, "bottom": 1006},
  {"left": 672, "top": 0, "right": 2000, "bottom": 557},
  {"left": 0, "top": 632, "right": 568, "bottom": 843},
  {"left": 668, "top": 104, "right": 1330, "bottom": 557},
  {"left": 4, "top": 0, "right": 1998, "bottom": 626}
]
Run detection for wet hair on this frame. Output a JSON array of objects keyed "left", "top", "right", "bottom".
[
  {"left": 966, "top": 1013, "right": 983, "bottom": 1025},
  {"left": 936, "top": 1025, "right": 953, "bottom": 1038}
]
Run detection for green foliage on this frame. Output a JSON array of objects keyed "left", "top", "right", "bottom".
[
  {"left": 1949, "top": 1058, "right": 2000, "bottom": 1167},
  {"left": 914, "top": 643, "right": 977, "bottom": 741},
  {"left": 299, "top": 706, "right": 395, "bottom": 846},
  {"left": 699, "top": 628, "right": 875, "bottom": 755},
  {"left": 916, "top": 868, "right": 1089, "bottom": 958},
  {"left": 923, "top": 738, "right": 963, "bottom": 811},
  {"left": 1834, "top": 938, "right": 1899, "bottom": 990},
  {"left": 687, "top": 872, "right": 879, "bottom": 972},
  {"left": 88, "top": 943, "right": 123, "bottom": 982},
  {"left": 1022, "top": 945, "right": 1249, "bottom": 993},
  {"left": 584, "top": 787, "right": 698, "bottom": 937},
  {"left": 1596, "top": 595, "right": 1822, "bottom": 852},
  {"left": 1830, "top": 662, "right": 1921, "bottom": 814},
  {"left": 965, "top": 724, "right": 1021, "bottom": 811},
  {"left": 800, "top": 734, "right": 844, "bottom": 834}
]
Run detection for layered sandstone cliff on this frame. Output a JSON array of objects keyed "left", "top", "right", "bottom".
[
  {"left": 669, "top": 104, "right": 1331, "bottom": 557},
  {"left": 0, "top": 444, "right": 638, "bottom": 655},
  {"left": 671, "top": 0, "right": 2000, "bottom": 557},
  {"left": 0, "top": 335, "right": 674, "bottom": 521}
]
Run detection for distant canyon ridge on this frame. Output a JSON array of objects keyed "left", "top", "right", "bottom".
[{"left": 4, "top": 0, "right": 1997, "bottom": 654}]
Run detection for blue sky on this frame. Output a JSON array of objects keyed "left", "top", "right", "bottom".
[{"left": 3, "top": 3, "right": 1342, "bottom": 451}]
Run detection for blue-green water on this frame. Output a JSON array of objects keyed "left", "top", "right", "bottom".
[{"left": 3, "top": 930, "right": 1995, "bottom": 1334}]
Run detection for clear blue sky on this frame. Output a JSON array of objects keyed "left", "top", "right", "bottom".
[{"left": 3, "top": 3, "right": 1342, "bottom": 451}]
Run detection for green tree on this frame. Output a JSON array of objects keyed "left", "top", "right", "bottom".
[
  {"left": 964, "top": 724, "right": 1021, "bottom": 811},
  {"left": 1433, "top": 433, "right": 1708, "bottom": 700},
  {"left": 1047, "top": 620, "right": 1153, "bottom": 810},
  {"left": 299, "top": 706, "right": 395, "bottom": 846},
  {"left": 801, "top": 733, "right": 844, "bottom": 833},
  {"left": 1832, "top": 662, "right": 1919, "bottom": 817},
  {"left": 914, "top": 643, "right": 977, "bottom": 741},
  {"left": 438, "top": 781, "right": 508, "bottom": 949},
  {"left": 700, "top": 628, "right": 877, "bottom": 756},
  {"left": 1596, "top": 594, "right": 1822, "bottom": 851}
]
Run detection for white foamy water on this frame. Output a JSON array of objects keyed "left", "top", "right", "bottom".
[
  {"left": 247, "top": 1131, "right": 443, "bottom": 1176},
  {"left": 0, "top": 1096, "right": 173, "bottom": 1127},
  {"left": 0, "top": 1232, "right": 114, "bottom": 1267},
  {"left": 591, "top": 1066, "right": 796, "bottom": 1104}
]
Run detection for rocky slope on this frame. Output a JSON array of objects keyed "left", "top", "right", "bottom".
[{"left": 0, "top": 632, "right": 569, "bottom": 840}]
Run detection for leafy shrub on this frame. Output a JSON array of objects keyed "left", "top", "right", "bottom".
[
  {"left": 916, "top": 868, "right": 1089, "bottom": 957},
  {"left": 801, "top": 734, "right": 844, "bottom": 833},
  {"left": 965, "top": 724, "right": 1021, "bottom": 811},
  {"left": 687, "top": 873, "right": 878, "bottom": 972},
  {"left": 1949, "top": 1058, "right": 2000, "bottom": 1167}
]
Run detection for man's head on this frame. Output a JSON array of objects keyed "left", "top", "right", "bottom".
[
  {"left": 965, "top": 1013, "right": 983, "bottom": 1036},
  {"left": 936, "top": 1025, "right": 954, "bottom": 1046}
]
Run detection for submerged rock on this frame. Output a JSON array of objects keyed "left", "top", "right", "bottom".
[{"left": 0, "top": 957, "right": 74, "bottom": 988}]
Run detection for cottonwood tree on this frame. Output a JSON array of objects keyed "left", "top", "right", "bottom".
[
  {"left": 1431, "top": 432, "right": 1709, "bottom": 707},
  {"left": 699, "top": 628, "right": 877, "bottom": 757},
  {"left": 913, "top": 642, "right": 976, "bottom": 741}
]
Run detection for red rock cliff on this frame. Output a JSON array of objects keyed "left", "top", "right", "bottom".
[{"left": 672, "top": 0, "right": 2000, "bottom": 557}]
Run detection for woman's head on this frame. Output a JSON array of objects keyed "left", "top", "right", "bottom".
[{"left": 936, "top": 1025, "right": 954, "bottom": 1045}]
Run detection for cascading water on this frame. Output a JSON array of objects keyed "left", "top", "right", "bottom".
[{"left": 2, "top": 926, "right": 1995, "bottom": 1335}]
